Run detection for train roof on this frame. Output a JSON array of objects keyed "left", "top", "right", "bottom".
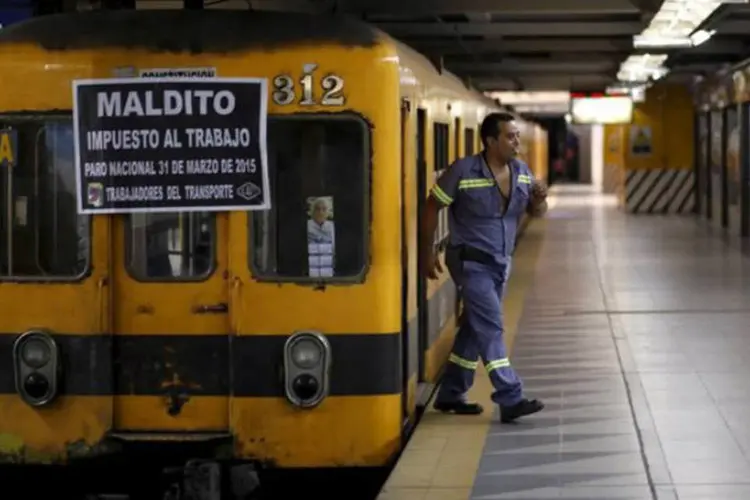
[
  {"left": 0, "top": 9, "right": 380, "bottom": 53},
  {"left": 0, "top": 9, "right": 509, "bottom": 116},
  {"left": 389, "top": 35, "right": 497, "bottom": 109}
]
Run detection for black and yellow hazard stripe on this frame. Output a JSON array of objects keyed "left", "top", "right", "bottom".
[{"left": 0, "top": 333, "right": 401, "bottom": 396}]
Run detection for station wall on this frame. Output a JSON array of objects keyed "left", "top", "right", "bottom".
[
  {"left": 693, "top": 61, "right": 750, "bottom": 240},
  {"left": 605, "top": 82, "right": 695, "bottom": 214}
]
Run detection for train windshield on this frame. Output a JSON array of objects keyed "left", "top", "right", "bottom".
[
  {"left": 0, "top": 118, "right": 89, "bottom": 280},
  {"left": 250, "top": 115, "right": 370, "bottom": 281}
]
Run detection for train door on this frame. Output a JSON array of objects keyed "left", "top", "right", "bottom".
[
  {"left": 721, "top": 108, "right": 729, "bottom": 229},
  {"left": 741, "top": 102, "right": 750, "bottom": 237},
  {"left": 111, "top": 211, "right": 230, "bottom": 431},
  {"left": 399, "top": 99, "right": 422, "bottom": 424},
  {"left": 415, "top": 108, "right": 428, "bottom": 388},
  {"left": 705, "top": 113, "right": 713, "bottom": 220},
  {"left": 399, "top": 99, "right": 410, "bottom": 422}
]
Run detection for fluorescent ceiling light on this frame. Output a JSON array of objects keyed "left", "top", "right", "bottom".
[
  {"left": 488, "top": 91, "right": 570, "bottom": 104},
  {"left": 617, "top": 54, "right": 669, "bottom": 82},
  {"left": 616, "top": 0, "right": 744, "bottom": 88},
  {"left": 605, "top": 84, "right": 647, "bottom": 103},
  {"left": 690, "top": 29, "right": 716, "bottom": 46},
  {"left": 633, "top": 35, "right": 692, "bottom": 48},
  {"left": 641, "top": 0, "right": 725, "bottom": 39}
]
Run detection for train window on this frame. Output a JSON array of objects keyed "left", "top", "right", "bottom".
[
  {"left": 433, "top": 123, "right": 449, "bottom": 172},
  {"left": 125, "top": 212, "right": 214, "bottom": 281},
  {"left": 0, "top": 118, "right": 90, "bottom": 280},
  {"left": 454, "top": 118, "right": 461, "bottom": 161},
  {"left": 432, "top": 122, "right": 450, "bottom": 248},
  {"left": 249, "top": 114, "right": 369, "bottom": 282},
  {"left": 465, "top": 128, "right": 475, "bottom": 156}
]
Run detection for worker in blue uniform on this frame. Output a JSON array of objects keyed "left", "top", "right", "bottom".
[{"left": 420, "top": 112, "right": 547, "bottom": 423}]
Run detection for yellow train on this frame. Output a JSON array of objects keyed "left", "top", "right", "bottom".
[{"left": 0, "top": 8, "right": 548, "bottom": 497}]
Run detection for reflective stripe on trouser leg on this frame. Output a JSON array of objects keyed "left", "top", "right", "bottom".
[
  {"left": 436, "top": 319, "right": 479, "bottom": 403},
  {"left": 461, "top": 261, "right": 523, "bottom": 407}
]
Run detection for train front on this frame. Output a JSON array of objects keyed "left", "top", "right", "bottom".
[{"left": 0, "top": 10, "right": 404, "bottom": 497}]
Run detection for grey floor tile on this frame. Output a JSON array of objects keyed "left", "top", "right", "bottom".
[
  {"left": 488, "top": 418, "right": 638, "bottom": 436},
  {"left": 660, "top": 437, "right": 745, "bottom": 461},
  {"left": 653, "top": 486, "right": 679, "bottom": 500},
  {"left": 666, "top": 457, "right": 750, "bottom": 484},
  {"left": 472, "top": 485, "right": 654, "bottom": 499},
  {"left": 478, "top": 452, "right": 647, "bottom": 476},
  {"left": 675, "top": 484, "right": 750, "bottom": 499},
  {"left": 644, "top": 389, "right": 714, "bottom": 410},
  {"left": 532, "top": 393, "right": 631, "bottom": 407},
  {"left": 473, "top": 472, "right": 649, "bottom": 493},
  {"left": 486, "top": 434, "right": 642, "bottom": 455}
]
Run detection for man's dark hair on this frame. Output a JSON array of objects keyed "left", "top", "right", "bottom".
[{"left": 480, "top": 112, "right": 516, "bottom": 148}]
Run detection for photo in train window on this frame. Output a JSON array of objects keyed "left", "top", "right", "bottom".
[
  {"left": 125, "top": 212, "right": 214, "bottom": 281},
  {"left": 0, "top": 119, "right": 89, "bottom": 279},
  {"left": 250, "top": 115, "right": 368, "bottom": 281},
  {"left": 307, "top": 195, "right": 336, "bottom": 277}
]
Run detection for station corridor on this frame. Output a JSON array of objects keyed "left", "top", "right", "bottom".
[{"left": 379, "top": 184, "right": 750, "bottom": 500}]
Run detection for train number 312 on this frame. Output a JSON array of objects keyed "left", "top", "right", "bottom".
[{"left": 272, "top": 73, "right": 345, "bottom": 107}]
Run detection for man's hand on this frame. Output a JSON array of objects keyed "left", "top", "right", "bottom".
[
  {"left": 421, "top": 250, "right": 443, "bottom": 280},
  {"left": 528, "top": 181, "right": 548, "bottom": 217},
  {"left": 531, "top": 181, "right": 548, "bottom": 201}
]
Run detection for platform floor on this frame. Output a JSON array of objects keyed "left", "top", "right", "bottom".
[{"left": 378, "top": 184, "right": 750, "bottom": 500}]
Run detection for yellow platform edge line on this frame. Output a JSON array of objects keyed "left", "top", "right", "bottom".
[{"left": 376, "top": 200, "right": 555, "bottom": 500}]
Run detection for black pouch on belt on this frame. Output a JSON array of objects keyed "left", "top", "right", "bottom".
[{"left": 453, "top": 244, "right": 495, "bottom": 266}]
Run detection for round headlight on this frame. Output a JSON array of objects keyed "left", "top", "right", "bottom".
[
  {"left": 21, "top": 338, "right": 51, "bottom": 369},
  {"left": 290, "top": 338, "right": 322, "bottom": 369},
  {"left": 24, "top": 373, "right": 50, "bottom": 399},
  {"left": 292, "top": 374, "right": 320, "bottom": 401}
]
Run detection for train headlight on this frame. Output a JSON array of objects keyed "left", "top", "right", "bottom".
[
  {"left": 13, "top": 330, "right": 60, "bottom": 407},
  {"left": 283, "top": 331, "right": 331, "bottom": 408},
  {"left": 290, "top": 338, "right": 322, "bottom": 369},
  {"left": 291, "top": 374, "right": 320, "bottom": 401},
  {"left": 23, "top": 373, "right": 51, "bottom": 399},
  {"left": 20, "top": 338, "right": 51, "bottom": 369}
]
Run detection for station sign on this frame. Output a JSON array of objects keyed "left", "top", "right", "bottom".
[{"left": 71, "top": 77, "right": 270, "bottom": 214}]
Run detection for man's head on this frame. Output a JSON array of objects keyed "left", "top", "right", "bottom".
[
  {"left": 480, "top": 112, "right": 521, "bottom": 164},
  {"left": 311, "top": 198, "right": 330, "bottom": 223}
]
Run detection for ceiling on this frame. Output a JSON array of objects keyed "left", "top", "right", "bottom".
[
  {"left": 74, "top": 0, "right": 750, "bottom": 92},
  {"left": 664, "top": 3, "right": 750, "bottom": 82}
]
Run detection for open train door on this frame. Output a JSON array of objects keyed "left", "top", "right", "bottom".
[{"left": 414, "top": 107, "right": 430, "bottom": 405}]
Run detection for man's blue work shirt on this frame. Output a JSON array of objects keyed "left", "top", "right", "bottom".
[{"left": 430, "top": 153, "right": 535, "bottom": 263}]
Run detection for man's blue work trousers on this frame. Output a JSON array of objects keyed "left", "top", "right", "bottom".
[{"left": 435, "top": 250, "right": 523, "bottom": 407}]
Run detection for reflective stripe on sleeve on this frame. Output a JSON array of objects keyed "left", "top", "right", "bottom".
[
  {"left": 431, "top": 184, "right": 453, "bottom": 205},
  {"left": 458, "top": 178, "right": 495, "bottom": 189}
]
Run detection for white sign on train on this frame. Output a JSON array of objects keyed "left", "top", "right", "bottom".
[
  {"left": 139, "top": 67, "right": 217, "bottom": 78},
  {"left": 72, "top": 77, "right": 270, "bottom": 215}
]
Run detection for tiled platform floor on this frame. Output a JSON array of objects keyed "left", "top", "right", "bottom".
[{"left": 379, "top": 185, "right": 750, "bottom": 500}]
